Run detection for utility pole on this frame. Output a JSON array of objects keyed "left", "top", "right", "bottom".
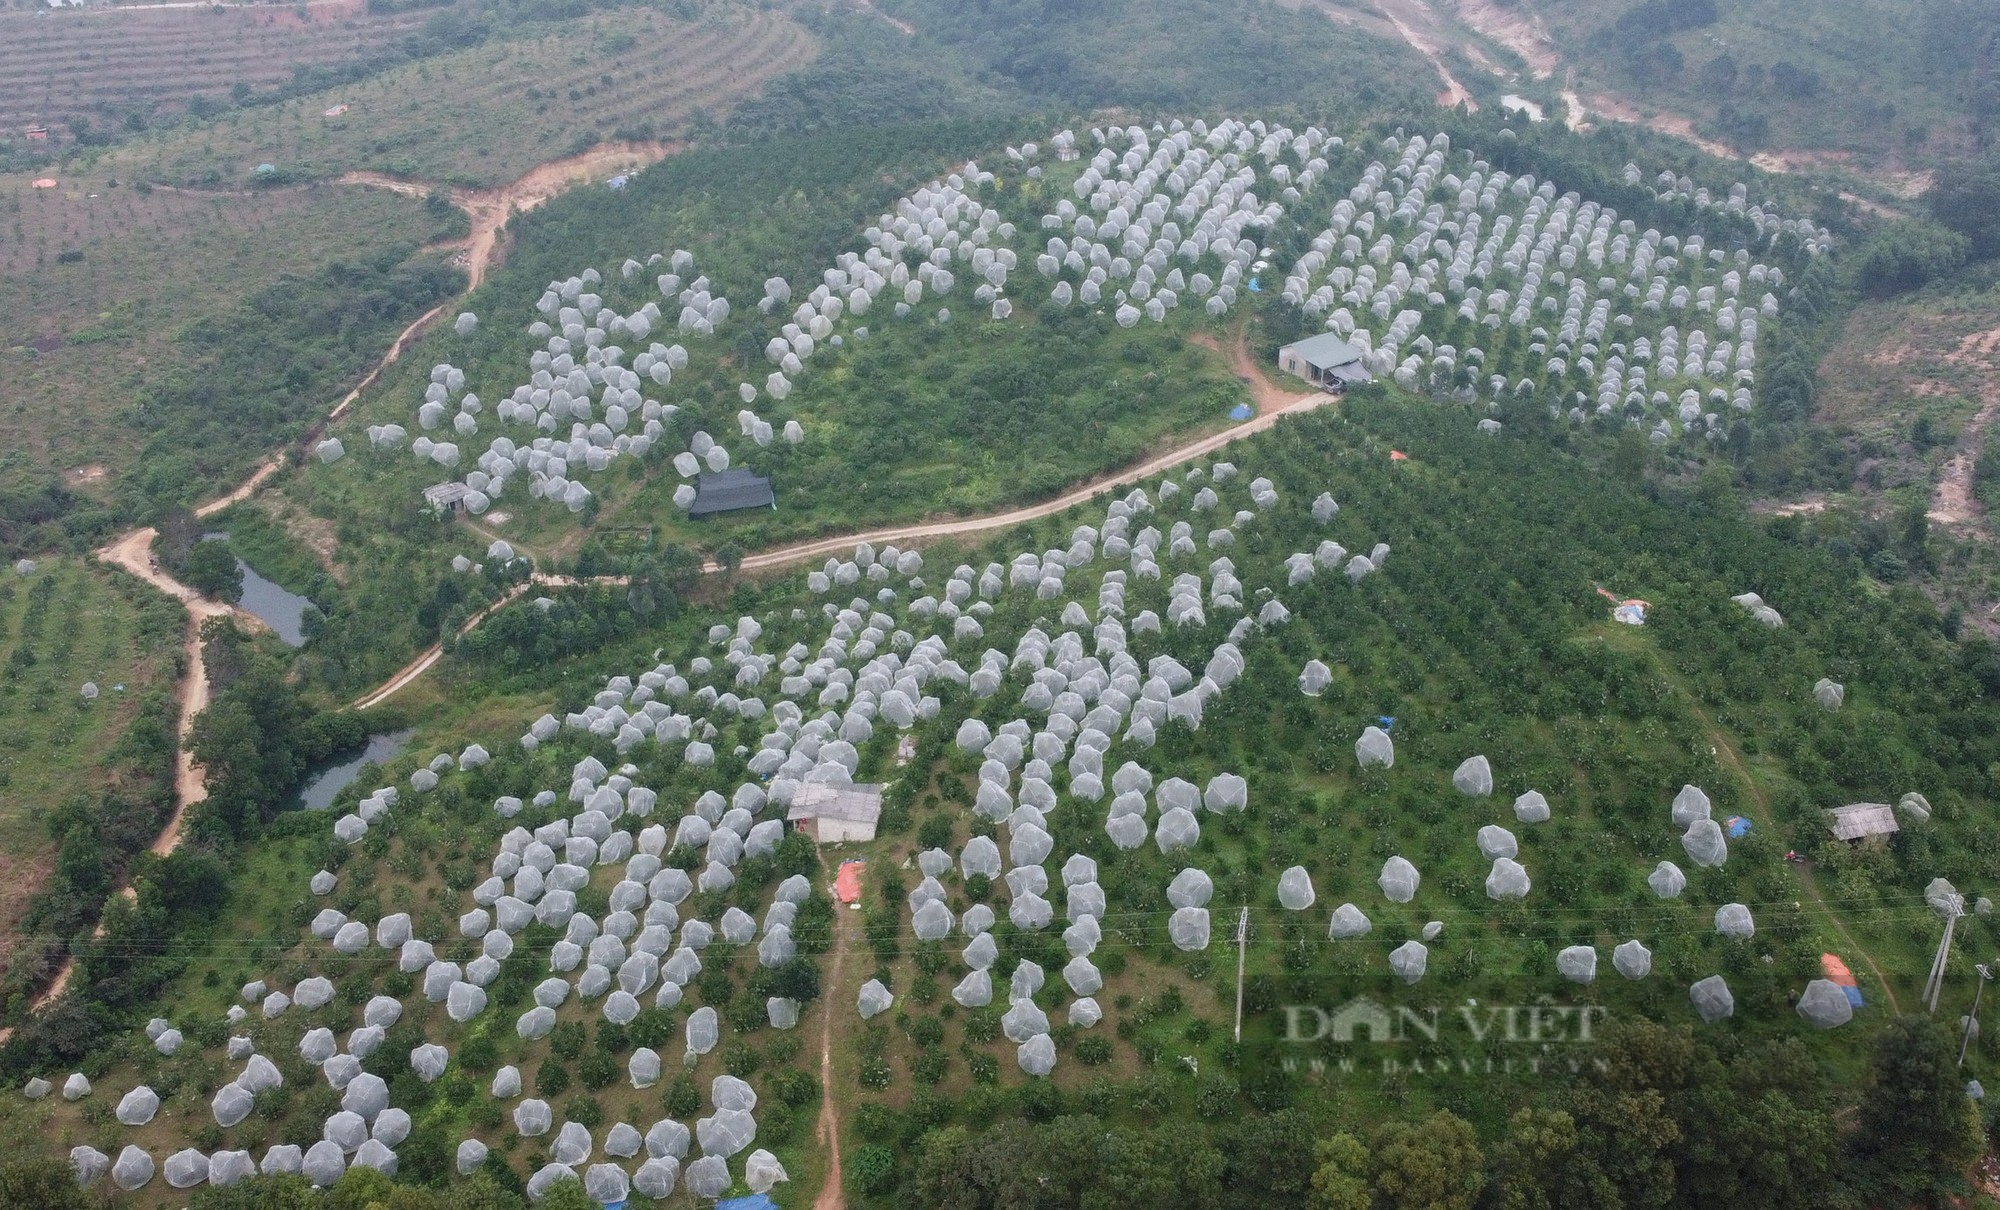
[
  {"left": 1961, "top": 963, "right": 1992, "bottom": 1067},
  {"left": 1233, "top": 907, "right": 1249, "bottom": 1044},
  {"left": 1926, "top": 908, "right": 1962, "bottom": 1014}
]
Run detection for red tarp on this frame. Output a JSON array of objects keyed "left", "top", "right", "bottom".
[{"left": 834, "top": 859, "right": 866, "bottom": 904}]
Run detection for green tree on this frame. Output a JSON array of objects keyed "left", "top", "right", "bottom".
[
  {"left": 1370, "top": 1111, "right": 1485, "bottom": 1210},
  {"left": 0, "top": 1158, "right": 93, "bottom": 1210},
  {"left": 1853, "top": 220, "right": 1970, "bottom": 296},
  {"left": 1850, "top": 1015, "right": 1983, "bottom": 1196},
  {"left": 1928, "top": 155, "right": 2000, "bottom": 258},
  {"left": 1309, "top": 1133, "right": 1372, "bottom": 1210},
  {"left": 1487, "top": 1108, "right": 1617, "bottom": 1210},
  {"left": 183, "top": 539, "right": 245, "bottom": 602}
]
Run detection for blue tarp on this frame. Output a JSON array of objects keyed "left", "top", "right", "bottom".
[
  {"left": 1842, "top": 984, "right": 1865, "bottom": 1008},
  {"left": 1724, "top": 816, "right": 1752, "bottom": 838},
  {"left": 1227, "top": 403, "right": 1254, "bottom": 420},
  {"left": 718, "top": 1198, "right": 780, "bottom": 1210}
]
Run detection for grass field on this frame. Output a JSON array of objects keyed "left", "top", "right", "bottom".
[
  {"left": 0, "top": 0, "right": 430, "bottom": 139},
  {"left": 0, "top": 557, "right": 180, "bottom": 982},
  {"left": 0, "top": 179, "right": 449, "bottom": 501},
  {"left": 78, "top": 6, "right": 816, "bottom": 190}
]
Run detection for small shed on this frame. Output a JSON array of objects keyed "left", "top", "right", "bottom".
[
  {"left": 1278, "top": 332, "right": 1372, "bottom": 390},
  {"left": 787, "top": 783, "right": 883, "bottom": 843},
  {"left": 1827, "top": 803, "right": 1899, "bottom": 842},
  {"left": 689, "top": 469, "right": 776, "bottom": 519},
  {"left": 423, "top": 482, "right": 473, "bottom": 514}
]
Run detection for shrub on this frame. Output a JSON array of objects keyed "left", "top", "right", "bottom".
[
  {"left": 576, "top": 1050, "right": 617, "bottom": 1090},
  {"left": 771, "top": 1066, "right": 821, "bottom": 1107},
  {"left": 913, "top": 1047, "right": 950, "bottom": 1085},
  {"left": 850, "top": 1144, "right": 897, "bottom": 1195},
  {"left": 964, "top": 1011, "right": 1001, "bottom": 1043},
  {"left": 1075, "top": 1036, "right": 1113, "bottom": 1065},
  {"left": 858, "top": 1057, "right": 893, "bottom": 1089},
  {"left": 854, "top": 1102, "right": 902, "bottom": 1143},
  {"left": 548, "top": 1021, "right": 586, "bottom": 1061},
  {"left": 663, "top": 1078, "right": 700, "bottom": 1117},
  {"left": 563, "top": 1094, "right": 604, "bottom": 1130},
  {"left": 534, "top": 1062, "right": 570, "bottom": 1097}
]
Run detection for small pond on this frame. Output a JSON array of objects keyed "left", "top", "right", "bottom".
[
  {"left": 201, "top": 533, "right": 314, "bottom": 646},
  {"left": 290, "top": 728, "right": 415, "bottom": 811}
]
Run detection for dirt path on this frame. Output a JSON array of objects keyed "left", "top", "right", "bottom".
[
  {"left": 348, "top": 322, "right": 1326, "bottom": 709},
  {"left": 812, "top": 850, "right": 857, "bottom": 1210},
  {"left": 351, "top": 573, "right": 627, "bottom": 710},
  {"left": 849, "top": 0, "right": 913, "bottom": 36},
  {"left": 1452, "top": 0, "right": 1558, "bottom": 77},
  {"left": 0, "top": 143, "right": 681, "bottom": 1026},
  {"left": 1928, "top": 324, "right": 2000, "bottom": 533},
  {"left": 1621, "top": 629, "right": 1905, "bottom": 1013},
  {"left": 341, "top": 140, "right": 675, "bottom": 291},
  {"left": 1702, "top": 710, "right": 1904, "bottom": 1015},
  {"left": 725, "top": 356, "right": 1326, "bottom": 577},
  {"left": 1930, "top": 398, "right": 1999, "bottom": 533},
  {"left": 95, "top": 528, "right": 244, "bottom": 854},
  {"left": 351, "top": 582, "right": 540, "bottom": 711},
  {"left": 1369, "top": 0, "right": 1479, "bottom": 109}
]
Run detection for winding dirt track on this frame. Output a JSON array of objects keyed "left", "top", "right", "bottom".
[
  {"left": 0, "top": 145, "right": 678, "bottom": 1032},
  {"left": 351, "top": 333, "right": 1326, "bottom": 709}
]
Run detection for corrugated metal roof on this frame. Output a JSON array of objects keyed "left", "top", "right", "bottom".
[
  {"left": 787, "top": 782, "right": 883, "bottom": 823},
  {"left": 1827, "top": 803, "right": 1899, "bottom": 840},
  {"left": 1282, "top": 331, "right": 1366, "bottom": 370}
]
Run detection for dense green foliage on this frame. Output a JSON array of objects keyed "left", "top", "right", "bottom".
[
  {"left": 0, "top": 566, "right": 183, "bottom": 1021},
  {"left": 1929, "top": 154, "right": 2000, "bottom": 260},
  {"left": 188, "top": 621, "right": 369, "bottom": 845},
  {"left": 0, "top": 617, "right": 363, "bottom": 1071},
  {"left": 1524, "top": 0, "right": 2000, "bottom": 159},
  {"left": 126, "top": 249, "right": 462, "bottom": 514},
  {"left": 879, "top": 0, "right": 1432, "bottom": 116}
]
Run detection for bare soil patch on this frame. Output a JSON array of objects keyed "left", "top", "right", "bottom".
[{"left": 1452, "top": 0, "right": 1558, "bottom": 76}]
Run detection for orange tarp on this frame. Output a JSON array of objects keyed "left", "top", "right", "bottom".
[
  {"left": 1821, "top": 953, "right": 1858, "bottom": 987},
  {"left": 834, "top": 859, "right": 866, "bottom": 904}
]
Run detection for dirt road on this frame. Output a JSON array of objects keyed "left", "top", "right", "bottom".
[
  {"left": 729, "top": 368, "right": 1326, "bottom": 577},
  {"left": 347, "top": 324, "right": 1324, "bottom": 712},
  {"left": 1369, "top": 0, "right": 1479, "bottom": 109},
  {"left": 812, "top": 851, "right": 858, "bottom": 1210},
  {"left": 97, "top": 527, "right": 245, "bottom": 848},
  {"left": 3, "top": 143, "right": 682, "bottom": 1023},
  {"left": 341, "top": 140, "right": 675, "bottom": 290}
]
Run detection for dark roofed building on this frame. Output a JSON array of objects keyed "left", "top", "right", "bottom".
[{"left": 689, "top": 469, "right": 776, "bottom": 518}]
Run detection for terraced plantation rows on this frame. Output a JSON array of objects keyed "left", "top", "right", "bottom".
[
  {"left": 119, "top": 9, "right": 817, "bottom": 189},
  {"left": 0, "top": 3, "right": 430, "bottom": 134}
]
